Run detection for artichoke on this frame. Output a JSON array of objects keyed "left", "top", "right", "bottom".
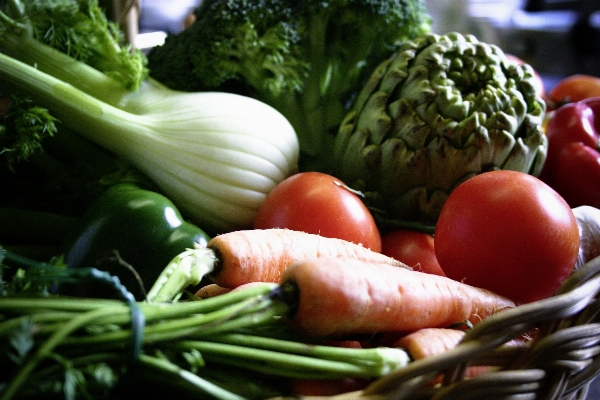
[{"left": 332, "top": 32, "right": 547, "bottom": 228}]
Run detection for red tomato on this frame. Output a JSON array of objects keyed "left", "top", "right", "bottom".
[
  {"left": 505, "top": 54, "right": 545, "bottom": 98},
  {"left": 549, "top": 74, "right": 600, "bottom": 106},
  {"left": 254, "top": 172, "right": 382, "bottom": 252},
  {"left": 434, "top": 170, "right": 580, "bottom": 304},
  {"left": 381, "top": 230, "right": 446, "bottom": 276}
]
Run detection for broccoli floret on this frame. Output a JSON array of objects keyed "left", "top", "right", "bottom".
[{"left": 147, "top": 0, "right": 431, "bottom": 171}]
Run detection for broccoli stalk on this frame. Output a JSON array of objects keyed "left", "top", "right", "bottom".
[{"left": 147, "top": 0, "right": 431, "bottom": 171}]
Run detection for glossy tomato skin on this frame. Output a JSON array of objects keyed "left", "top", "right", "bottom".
[
  {"left": 254, "top": 172, "right": 382, "bottom": 252},
  {"left": 381, "top": 230, "right": 446, "bottom": 276},
  {"left": 434, "top": 170, "right": 580, "bottom": 304},
  {"left": 549, "top": 74, "right": 600, "bottom": 106}
]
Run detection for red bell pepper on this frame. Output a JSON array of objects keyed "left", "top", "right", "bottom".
[{"left": 539, "top": 97, "right": 600, "bottom": 208}]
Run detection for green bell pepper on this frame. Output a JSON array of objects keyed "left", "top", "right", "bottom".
[{"left": 59, "top": 184, "right": 210, "bottom": 300}]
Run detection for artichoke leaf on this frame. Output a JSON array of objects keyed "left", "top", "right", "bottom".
[
  {"left": 356, "top": 91, "right": 393, "bottom": 145},
  {"left": 332, "top": 32, "right": 548, "bottom": 225}
]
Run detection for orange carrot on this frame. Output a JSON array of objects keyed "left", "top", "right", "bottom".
[
  {"left": 392, "top": 328, "right": 522, "bottom": 359},
  {"left": 194, "top": 283, "right": 232, "bottom": 299},
  {"left": 194, "top": 282, "right": 277, "bottom": 299},
  {"left": 207, "top": 229, "right": 409, "bottom": 288},
  {"left": 392, "top": 328, "right": 493, "bottom": 384},
  {"left": 278, "top": 256, "right": 515, "bottom": 337},
  {"left": 392, "top": 328, "right": 468, "bottom": 360}
]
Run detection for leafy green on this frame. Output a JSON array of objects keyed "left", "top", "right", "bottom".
[
  {"left": 0, "top": 0, "right": 148, "bottom": 90},
  {"left": 0, "top": 249, "right": 412, "bottom": 399},
  {"left": 0, "top": 0, "right": 151, "bottom": 221},
  {"left": 0, "top": 95, "right": 58, "bottom": 169},
  {"left": 6, "top": 318, "right": 35, "bottom": 365},
  {"left": 147, "top": 0, "right": 432, "bottom": 170},
  {"left": 0, "top": 0, "right": 300, "bottom": 234}
]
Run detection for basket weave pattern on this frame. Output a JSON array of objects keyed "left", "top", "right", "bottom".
[{"left": 345, "top": 256, "right": 600, "bottom": 400}]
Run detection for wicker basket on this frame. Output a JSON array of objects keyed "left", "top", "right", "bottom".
[{"left": 281, "top": 255, "right": 600, "bottom": 400}]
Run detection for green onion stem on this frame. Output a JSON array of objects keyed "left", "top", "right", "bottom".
[
  {"left": 206, "top": 333, "right": 411, "bottom": 377},
  {"left": 145, "top": 247, "right": 217, "bottom": 303},
  {"left": 0, "top": 297, "right": 128, "bottom": 313},
  {"left": 0, "top": 282, "right": 274, "bottom": 322}
]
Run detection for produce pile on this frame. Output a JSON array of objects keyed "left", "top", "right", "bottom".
[{"left": 2, "top": 0, "right": 600, "bottom": 399}]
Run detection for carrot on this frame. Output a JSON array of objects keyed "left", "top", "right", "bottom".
[
  {"left": 278, "top": 256, "right": 516, "bottom": 337},
  {"left": 392, "top": 328, "right": 523, "bottom": 359},
  {"left": 207, "top": 228, "right": 409, "bottom": 288},
  {"left": 392, "top": 328, "right": 493, "bottom": 384},
  {"left": 194, "top": 283, "right": 231, "bottom": 299},
  {"left": 148, "top": 229, "right": 409, "bottom": 302},
  {"left": 392, "top": 328, "right": 468, "bottom": 360},
  {"left": 194, "top": 282, "right": 277, "bottom": 299}
]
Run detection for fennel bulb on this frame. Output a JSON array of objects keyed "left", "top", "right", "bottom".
[{"left": 0, "top": 51, "right": 299, "bottom": 233}]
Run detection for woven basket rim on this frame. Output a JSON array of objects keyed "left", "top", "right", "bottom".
[{"left": 352, "top": 255, "right": 600, "bottom": 400}]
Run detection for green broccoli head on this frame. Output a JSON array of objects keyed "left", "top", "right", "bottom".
[
  {"left": 147, "top": 0, "right": 431, "bottom": 170},
  {"left": 147, "top": 0, "right": 306, "bottom": 96}
]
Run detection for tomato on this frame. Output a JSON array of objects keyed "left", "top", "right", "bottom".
[
  {"left": 434, "top": 170, "right": 580, "bottom": 304},
  {"left": 381, "top": 230, "right": 446, "bottom": 276},
  {"left": 548, "top": 74, "right": 600, "bottom": 107},
  {"left": 505, "top": 54, "right": 545, "bottom": 99},
  {"left": 253, "top": 172, "right": 382, "bottom": 252}
]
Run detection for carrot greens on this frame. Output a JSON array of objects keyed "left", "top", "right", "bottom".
[{"left": 0, "top": 247, "right": 411, "bottom": 399}]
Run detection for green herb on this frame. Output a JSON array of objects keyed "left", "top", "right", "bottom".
[
  {"left": 0, "top": 0, "right": 299, "bottom": 233},
  {"left": 0, "top": 95, "right": 58, "bottom": 169},
  {"left": 0, "top": 248, "right": 412, "bottom": 399}
]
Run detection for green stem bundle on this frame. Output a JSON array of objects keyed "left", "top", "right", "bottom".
[{"left": 0, "top": 248, "right": 411, "bottom": 399}]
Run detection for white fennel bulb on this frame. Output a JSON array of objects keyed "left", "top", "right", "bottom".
[{"left": 0, "top": 51, "right": 299, "bottom": 233}]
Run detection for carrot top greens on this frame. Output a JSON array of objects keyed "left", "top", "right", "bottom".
[{"left": 0, "top": 247, "right": 411, "bottom": 399}]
